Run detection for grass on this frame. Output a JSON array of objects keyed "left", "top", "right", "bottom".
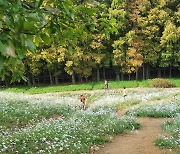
[
  {"left": 1, "top": 78, "right": 179, "bottom": 94},
  {"left": 0, "top": 96, "right": 140, "bottom": 153},
  {"left": 156, "top": 117, "right": 180, "bottom": 149},
  {"left": 115, "top": 99, "right": 141, "bottom": 110},
  {"left": 170, "top": 78, "right": 180, "bottom": 87},
  {"left": 0, "top": 92, "right": 140, "bottom": 153},
  {"left": 126, "top": 103, "right": 180, "bottom": 118},
  {"left": 0, "top": 113, "right": 140, "bottom": 153},
  {"left": 0, "top": 99, "right": 76, "bottom": 129},
  {"left": 0, "top": 88, "right": 179, "bottom": 153}
]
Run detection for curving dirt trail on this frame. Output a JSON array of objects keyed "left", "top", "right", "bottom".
[{"left": 94, "top": 118, "right": 176, "bottom": 154}]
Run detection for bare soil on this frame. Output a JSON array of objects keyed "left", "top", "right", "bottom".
[{"left": 94, "top": 118, "right": 176, "bottom": 154}]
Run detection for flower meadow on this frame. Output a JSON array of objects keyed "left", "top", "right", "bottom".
[
  {"left": 0, "top": 88, "right": 179, "bottom": 153},
  {"left": 0, "top": 91, "right": 140, "bottom": 153},
  {"left": 124, "top": 89, "right": 180, "bottom": 149},
  {"left": 155, "top": 117, "right": 180, "bottom": 149}
]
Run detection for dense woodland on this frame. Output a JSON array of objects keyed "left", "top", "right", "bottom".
[{"left": 0, "top": 0, "right": 179, "bottom": 86}]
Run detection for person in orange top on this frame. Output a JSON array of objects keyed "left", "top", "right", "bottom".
[{"left": 80, "top": 94, "right": 86, "bottom": 110}]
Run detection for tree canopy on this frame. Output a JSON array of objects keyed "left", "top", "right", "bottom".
[{"left": 0, "top": 0, "right": 179, "bottom": 84}]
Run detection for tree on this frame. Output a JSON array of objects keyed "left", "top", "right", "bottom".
[
  {"left": 0, "top": 0, "right": 47, "bottom": 81},
  {"left": 112, "top": 31, "right": 143, "bottom": 76},
  {"left": 160, "top": 21, "right": 180, "bottom": 77},
  {"left": 41, "top": 46, "right": 66, "bottom": 85},
  {"left": 110, "top": 0, "right": 143, "bottom": 80}
]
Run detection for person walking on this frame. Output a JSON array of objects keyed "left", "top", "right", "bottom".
[
  {"left": 104, "top": 80, "right": 108, "bottom": 91},
  {"left": 80, "top": 94, "right": 86, "bottom": 110},
  {"left": 123, "top": 87, "right": 127, "bottom": 98}
]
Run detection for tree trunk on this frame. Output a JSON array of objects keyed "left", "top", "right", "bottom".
[
  {"left": 128, "top": 74, "right": 131, "bottom": 80},
  {"left": 32, "top": 75, "right": 36, "bottom": 86},
  {"left": 103, "top": 67, "right": 106, "bottom": 80},
  {"left": 37, "top": 77, "right": 40, "bottom": 84},
  {"left": 54, "top": 66, "right": 59, "bottom": 85},
  {"left": 5, "top": 79, "right": 9, "bottom": 87},
  {"left": 48, "top": 70, "right": 53, "bottom": 85},
  {"left": 97, "top": 67, "right": 100, "bottom": 81},
  {"left": 27, "top": 79, "right": 31, "bottom": 86},
  {"left": 78, "top": 76, "right": 82, "bottom": 83},
  {"left": 43, "top": 71, "right": 46, "bottom": 84},
  {"left": 24, "top": 81, "right": 26, "bottom": 86},
  {"left": 163, "top": 68, "right": 166, "bottom": 77},
  {"left": 116, "top": 71, "right": 120, "bottom": 80},
  {"left": 72, "top": 73, "right": 75, "bottom": 84},
  {"left": 85, "top": 77, "right": 88, "bottom": 82},
  {"left": 27, "top": 73, "right": 31, "bottom": 86},
  {"left": 55, "top": 74, "right": 59, "bottom": 85},
  {"left": 115, "top": 68, "right": 120, "bottom": 80},
  {"left": 136, "top": 70, "right": 138, "bottom": 80},
  {"left": 169, "top": 65, "right": 172, "bottom": 78},
  {"left": 143, "top": 63, "right": 145, "bottom": 80},
  {"left": 157, "top": 67, "right": 161, "bottom": 78},
  {"left": 121, "top": 73, "right": 124, "bottom": 81},
  {"left": 146, "top": 64, "right": 150, "bottom": 79}
]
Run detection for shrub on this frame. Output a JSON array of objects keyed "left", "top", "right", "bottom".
[{"left": 148, "top": 78, "right": 173, "bottom": 88}]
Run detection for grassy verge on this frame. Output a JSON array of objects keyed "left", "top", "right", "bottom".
[
  {"left": 170, "top": 78, "right": 180, "bottom": 87},
  {"left": 1, "top": 80, "right": 149, "bottom": 94},
  {"left": 1, "top": 78, "right": 179, "bottom": 94},
  {"left": 156, "top": 117, "right": 180, "bottom": 149}
]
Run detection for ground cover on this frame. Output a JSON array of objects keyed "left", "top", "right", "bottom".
[
  {"left": 1, "top": 78, "right": 180, "bottom": 94},
  {"left": 125, "top": 89, "right": 180, "bottom": 150},
  {"left": 156, "top": 117, "right": 180, "bottom": 149},
  {"left": 0, "top": 88, "right": 179, "bottom": 153},
  {"left": 0, "top": 91, "right": 140, "bottom": 153}
]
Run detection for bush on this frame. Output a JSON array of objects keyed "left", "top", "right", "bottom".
[{"left": 148, "top": 78, "right": 173, "bottom": 88}]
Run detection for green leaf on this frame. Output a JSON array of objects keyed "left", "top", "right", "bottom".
[
  {"left": 25, "top": 39, "right": 36, "bottom": 51},
  {"left": 5, "top": 47, "right": 16, "bottom": 57},
  {"left": 28, "top": 13, "right": 39, "bottom": 20},
  {"left": 111, "top": 27, "right": 118, "bottom": 33},
  {"left": 4, "top": 16, "right": 11, "bottom": 26},
  {"left": 0, "top": 33, "right": 9, "bottom": 41},
  {"left": 0, "top": 21, "right": 2, "bottom": 29},
  {"left": 105, "top": 29, "right": 110, "bottom": 40},
  {"left": 0, "top": 55, "right": 4, "bottom": 70},
  {"left": 0, "top": 41, "right": 6, "bottom": 55},
  {"left": 70, "top": 13, "right": 74, "bottom": 21},
  {"left": 110, "top": 18, "right": 116, "bottom": 24},
  {"left": 90, "top": 24, "right": 96, "bottom": 32},
  {"left": 63, "top": 2, "right": 70, "bottom": 14},
  {"left": 34, "top": 35, "right": 43, "bottom": 46},
  {"left": 38, "top": 0, "right": 44, "bottom": 8},
  {"left": 0, "top": 14, "right": 4, "bottom": 20},
  {"left": 24, "top": 21, "right": 36, "bottom": 31},
  {"left": 17, "top": 48, "right": 26, "bottom": 59},
  {"left": 40, "top": 34, "right": 51, "bottom": 44},
  {"left": 0, "top": 0, "right": 8, "bottom": 6}
]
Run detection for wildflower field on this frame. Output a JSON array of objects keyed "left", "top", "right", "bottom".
[{"left": 0, "top": 88, "right": 179, "bottom": 153}]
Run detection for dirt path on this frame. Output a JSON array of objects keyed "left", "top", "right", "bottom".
[{"left": 95, "top": 118, "right": 175, "bottom": 154}]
